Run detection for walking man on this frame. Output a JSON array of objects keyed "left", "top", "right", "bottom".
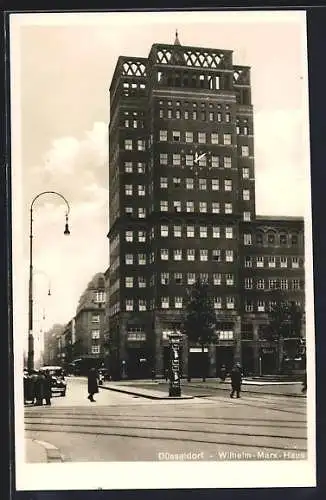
[
  {"left": 230, "top": 363, "right": 242, "bottom": 399},
  {"left": 43, "top": 370, "right": 52, "bottom": 405},
  {"left": 87, "top": 367, "right": 99, "bottom": 402}
]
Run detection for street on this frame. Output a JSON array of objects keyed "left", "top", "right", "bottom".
[{"left": 24, "top": 376, "right": 307, "bottom": 462}]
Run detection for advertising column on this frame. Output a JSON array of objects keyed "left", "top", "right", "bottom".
[{"left": 169, "top": 334, "right": 181, "bottom": 397}]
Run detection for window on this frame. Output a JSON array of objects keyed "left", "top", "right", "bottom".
[
  {"left": 213, "top": 273, "right": 222, "bottom": 285},
  {"left": 161, "top": 225, "right": 169, "bottom": 237},
  {"left": 292, "top": 257, "right": 299, "bottom": 268},
  {"left": 292, "top": 279, "right": 301, "bottom": 290},
  {"left": 243, "top": 189, "right": 250, "bottom": 201},
  {"left": 184, "top": 110, "right": 189, "bottom": 119},
  {"left": 223, "top": 134, "right": 232, "bottom": 145},
  {"left": 138, "top": 162, "right": 145, "bottom": 173},
  {"left": 138, "top": 299, "right": 146, "bottom": 311},
  {"left": 125, "top": 253, "right": 133, "bottom": 265},
  {"left": 187, "top": 225, "right": 195, "bottom": 238},
  {"left": 211, "top": 133, "right": 219, "bottom": 144},
  {"left": 245, "top": 301, "right": 254, "bottom": 312},
  {"left": 176, "top": 110, "right": 181, "bottom": 119},
  {"left": 217, "top": 112, "right": 222, "bottom": 122},
  {"left": 226, "top": 274, "right": 234, "bottom": 286},
  {"left": 186, "top": 131, "right": 193, "bottom": 143},
  {"left": 138, "top": 231, "right": 146, "bottom": 242},
  {"left": 160, "top": 200, "right": 168, "bottom": 212},
  {"left": 187, "top": 273, "right": 196, "bottom": 285},
  {"left": 173, "top": 154, "right": 181, "bottom": 166},
  {"left": 173, "top": 131, "right": 181, "bottom": 142},
  {"left": 168, "top": 109, "right": 172, "bottom": 119},
  {"left": 199, "top": 178, "right": 207, "bottom": 190},
  {"left": 280, "top": 234, "right": 287, "bottom": 246},
  {"left": 160, "top": 153, "right": 168, "bottom": 165},
  {"left": 224, "top": 156, "right": 232, "bottom": 168},
  {"left": 125, "top": 230, "right": 133, "bottom": 242},
  {"left": 212, "top": 249, "right": 221, "bottom": 262},
  {"left": 199, "top": 157, "right": 207, "bottom": 167},
  {"left": 92, "top": 330, "right": 100, "bottom": 340},
  {"left": 92, "top": 345, "right": 100, "bottom": 354},
  {"left": 225, "top": 112, "right": 231, "bottom": 123},
  {"left": 138, "top": 185, "right": 145, "bottom": 196},
  {"left": 174, "top": 225, "right": 182, "bottom": 237},
  {"left": 187, "top": 201, "right": 194, "bottom": 212},
  {"left": 137, "top": 140, "right": 145, "bottom": 151},
  {"left": 242, "top": 167, "right": 250, "bottom": 179},
  {"left": 173, "top": 200, "right": 181, "bottom": 212},
  {"left": 226, "top": 297, "right": 235, "bottom": 309},
  {"left": 280, "top": 279, "right": 288, "bottom": 290},
  {"left": 186, "top": 177, "right": 194, "bottom": 189},
  {"left": 291, "top": 234, "right": 298, "bottom": 246},
  {"left": 138, "top": 208, "right": 146, "bottom": 218},
  {"left": 161, "top": 297, "right": 169, "bottom": 309},
  {"left": 175, "top": 297, "right": 183, "bottom": 309},
  {"left": 256, "top": 256, "right": 264, "bottom": 268},
  {"left": 267, "top": 232, "right": 276, "bottom": 245},
  {"left": 124, "top": 139, "right": 132, "bottom": 150},
  {"left": 126, "top": 299, "right": 133, "bottom": 311},
  {"left": 160, "top": 130, "right": 168, "bottom": 141},
  {"left": 95, "top": 291, "right": 106, "bottom": 303},
  {"left": 174, "top": 273, "right": 183, "bottom": 284},
  {"left": 198, "top": 132, "right": 206, "bottom": 143},
  {"left": 138, "top": 253, "right": 146, "bottom": 265},
  {"left": 256, "top": 233, "right": 264, "bottom": 245},
  {"left": 192, "top": 110, "right": 197, "bottom": 120},
  {"left": 199, "top": 202, "right": 207, "bottom": 213},
  {"left": 245, "top": 278, "right": 253, "bottom": 289},
  {"left": 186, "top": 155, "right": 194, "bottom": 167},
  {"left": 160, "top": 177, "right": 168, "bottom": 189},
  {"left": 125, "top": 162, "right": 133, "bottom": 173},
  {"left": 125, "top": 184, "right": 133, "bottom": 196},
  {"left": 161, "top": 249, "right": 169, "bottom": 260},
  {"left": 214, "top": 297, "right": 222, "bottom": 309},
  {"left": 269, "top": 279, "right": 278, "bottom": 290},
  {"left": 243, "top": 212, "right": 251, "bottom": 221},
  {"left": 213, "top": 226, "right": 220, "bottom": 238},
  {"left": 200, "top": 226, "right": 207, "bottom": 238},
  {"left": 138, "top": 277, "right": 146, "bottom": 288},
  {"left": 91, "top": 314, "right": 100, "bottom": 324},
  {"left": 209, "top": 112, "right": 214, "bottom": 121},
  {"left": 268, "top": 256, "right": 276, "bottom": 268},
  {"left": 241, "top": 145, "right": 249, "bottom": 156},
  {"left": 257, "top": 301, "right": 265, "bottom": 312},
  {"left": 161, "top": 273, "right": 169, "bottom": 285},
  {"left": 125, "top": 277, "right": 133, "bottom": 288},
  {"left": 174, "top": 249, "right": 182, "bottom": 261},
  {"left": 159, "top": 109, "right": 164, "bottom": 118},
  {"left": 225, "top": 227, "right": 233, "bottom": 239},
  {"left": 211, "top": 156, "right": 219, "bottom": 168},
  {"left": 257, "top": 279, "right": 265, "bottom": 290},
  {"left": 212, "top": 179, "right": 219, "bottom": 191},
  {"left": 280, "top": 257, "right": 288, "bottom": 268},
  {"left": 224, "top": 179, "right": 232, "bottom": 191},
  {"left": 212, "top": 202, "right": 220, "bottom": 213},
  {"left": 244, "top": 233, "right": 252, "bottom": 245},
  {"left": 125, "top": 205, "right": 132, "bottom": 214},
  {"left": 225, "top": 203, "right": 233, "bottom": 214},
  {"left": 245, "top": 256, "right": 252, "bottom": 268},
  {"left": 244, "top": 126, "right": 249, "bottom": 135},
  {"left": 124, "top": 119, "right": 130, "bottom": 128},
  {"left": 187, "top": 249, "right": 195, "bottom": 261}
]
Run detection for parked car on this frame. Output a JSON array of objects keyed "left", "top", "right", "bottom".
[{"left": 39, "top": 366, "right": 67, "bottom": 396}]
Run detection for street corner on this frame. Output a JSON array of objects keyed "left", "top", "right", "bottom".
[{"left": 25, "top": 438, "right": 65, "bottom": 463}]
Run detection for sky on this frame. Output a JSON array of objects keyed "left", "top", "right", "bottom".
[{"left": 10, "top": 10, "right": 311, "bottom": 342}]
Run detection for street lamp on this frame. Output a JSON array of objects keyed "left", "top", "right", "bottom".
[
  {"left": 27, "top": 191, "right": 71, "bottom": 371},
  {"left": 33, "top": 269, "right": 52, "bottom": 296}
]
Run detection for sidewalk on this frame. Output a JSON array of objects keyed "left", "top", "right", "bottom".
[
  {"left": 25, "top": 438, "right": 64, "bottom": 463},
  {"left": 99, "top": 382, "right": 194, "bottom": 400}
]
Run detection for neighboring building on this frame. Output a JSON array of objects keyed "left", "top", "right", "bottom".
[
  {"left": 106, "top": 34, "right": 305, "bottom": 379},
  {"left": 60, "top": 318, "right": 76, "bottom": 370},
  {"left": 42, "top": 324, "right": 65, "bottom": 366},
  {"left": 72, "top": 273, "right": 106, "bottom": 374}
]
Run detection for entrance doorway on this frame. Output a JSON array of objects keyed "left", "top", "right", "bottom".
[
  {"left": 261, "top": 348, "right": 277, "bottom": 374},
  {"left": 215, "top": 346, "right": 234, "bottom": 377},
  {"left": 127, "top": 349, "right": 151, "bottom": 379},
  {"left": 188, "top": 349, "right": 208, "bottom": 378}
]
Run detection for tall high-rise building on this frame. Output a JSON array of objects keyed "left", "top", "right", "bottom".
[{"left": 107, "top": 33, "right": 304, "bottom": 380}]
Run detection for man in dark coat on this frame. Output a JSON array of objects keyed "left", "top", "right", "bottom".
[
  {"left": 43, "top": 370, "right": 52, "bottom": 405},
  {"left": 34, "top": 371, "right": 45, "bottom": 405},
  {"left": 230, "top": 363, "right": 242, "bottom": 398},
  {"left": 87, "top": 367, "right": 99, "bottom": 402}
]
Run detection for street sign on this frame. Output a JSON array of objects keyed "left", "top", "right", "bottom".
[{"left": 169, "top": 336, "right": 181, "bottom": 397}]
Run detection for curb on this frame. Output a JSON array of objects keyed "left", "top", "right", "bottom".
[
  {"left": 185, "top": 383, "right": 306, "bottom": 398},
  {"left": 33, "top": 439, "right": 65, "bottom": 463},
  {"left": 99, "top": 385, "right": 194, "bottom": 400}
]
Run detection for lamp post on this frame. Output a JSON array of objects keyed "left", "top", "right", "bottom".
[{"left": 28, "top": 191, "right": 71, "bottom": 371}]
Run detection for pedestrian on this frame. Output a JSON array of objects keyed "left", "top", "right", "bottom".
[
  {"left": 34, "top": 371, "right": 44, "bottom": 405},
  {"left": 164, "top": 368, "right": 169, "bottom": 382},
  {"left": 87, "top": 367, "right": 99, "bottom": 402},
  {"left": 230, "top": 363, "right": 242, "bottom": 399},
  {"left": 302, "top": 370, "right": 307, "bottom": 394},
  {"left": 43, "top": 370, "right": 52, "bottom": 405}
]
